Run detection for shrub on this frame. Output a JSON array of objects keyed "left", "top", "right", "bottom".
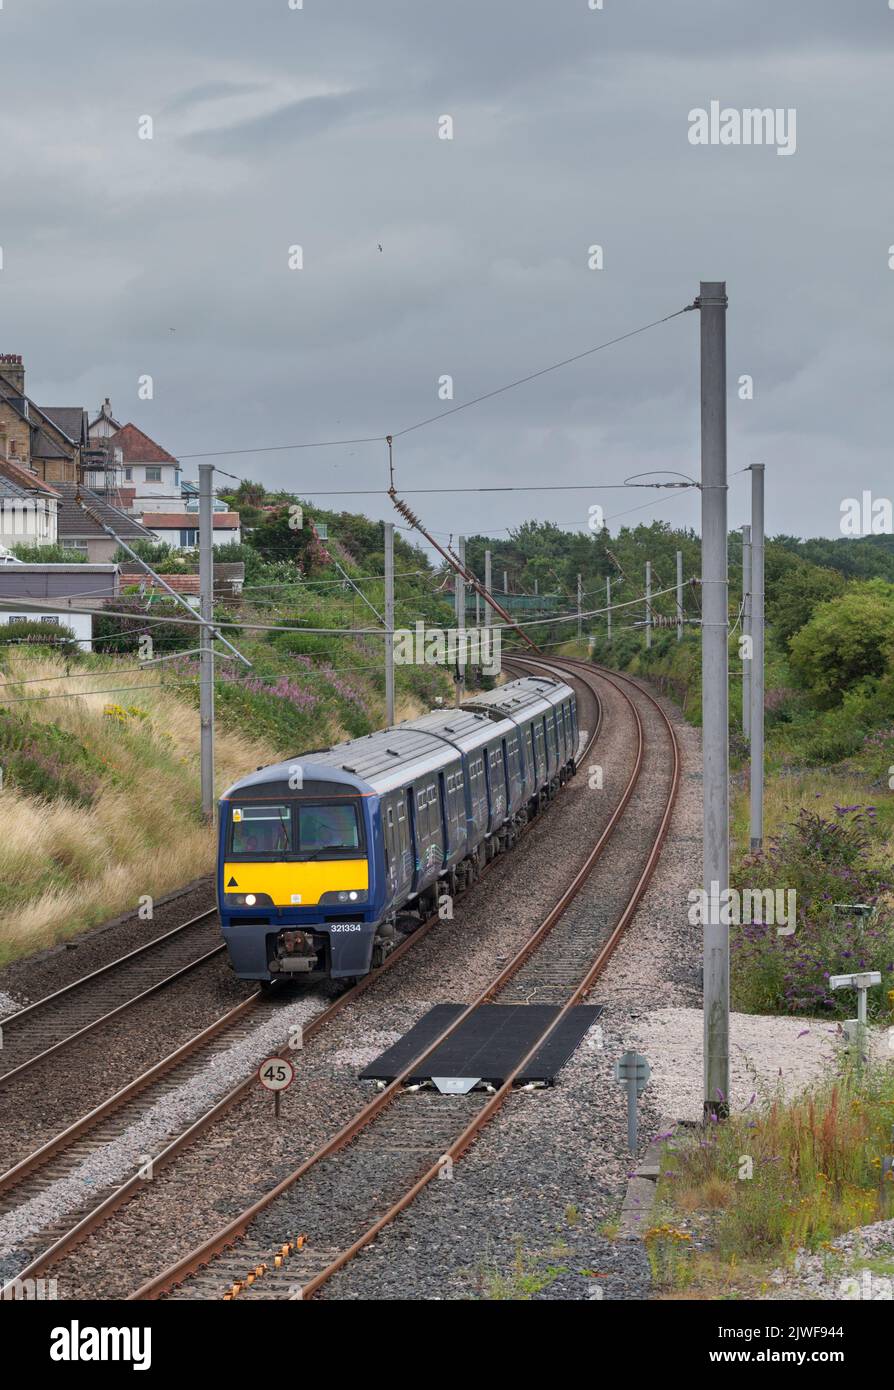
[
  {"left": 732, "top": 806, "right": 894, "bottom": 1017},
  {"left": 93, "top": 597, "right": 199, "bottom": 655},
  {"left": 0, "top": 620, "right": 80, "bottom": 656},
  {"left": 10, "top": 543, "right": 88, "bottom": 564},
  {"left": 789, "top": 582, "right": 894, "bottom": 706},
  {"left": 0, "top": 710, "right": 101, "bottom": 805}
]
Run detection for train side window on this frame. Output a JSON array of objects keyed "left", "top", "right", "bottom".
[{"left": 387, "top": 805, "right": 394, "bottom": 827}]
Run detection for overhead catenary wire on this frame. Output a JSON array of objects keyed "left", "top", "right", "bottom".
[
  {"left": 0, "top": 578, "right": 693, "bottom": 636},
  {"left": 176, "top": 302, "right": 696, "bottom": 463}
]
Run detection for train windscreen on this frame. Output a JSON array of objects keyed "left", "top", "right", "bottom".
[
  {"left": 229, "top": 804, "right": 291, "bottom": 854},
  {"left": 297, "top": 803, "right": 361, "bottom": 854}
]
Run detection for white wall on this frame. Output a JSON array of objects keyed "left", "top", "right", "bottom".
[
  {"left": 0, "top": 499, "right": 58, "bottom": 546},
  {"left": 0, "top": 608, "right": 93, "bottom": 651}
]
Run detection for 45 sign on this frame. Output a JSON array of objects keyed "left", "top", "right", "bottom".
[{"left": 258, "top": 1056, "right": 295, "bottom": 1117}]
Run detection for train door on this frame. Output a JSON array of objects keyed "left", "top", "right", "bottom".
[
  {"left": 524, "top": 724, "right": 535, "bottom": 795},
  {"left": 487, "top": 741, "right": 506, "bottom": 828},
  {"left": 383, "top": 797, "right": 399, "bottom": 900},
  {"left": 396, "top": 795, "right": 411, "bottom": 890},
  {"left": 546, "top": 709, "right": 558, "bottom": 777},
  {"left": 427, "top": 780, "right": 445, "bottom": 867},
  {"left": 438, "top": 771, "right": 450, "bottom": 858}
]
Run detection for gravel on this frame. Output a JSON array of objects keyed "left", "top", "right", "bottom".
[
  {"left": 769, "top": 1218, "right": 894, "bottom": 1300},
  {"left": 0, "top": 877, "right": 216, "bottom": 1010},
  {"left": 314, "top": 670, "right": 687, "bottom": 1301},
  {"left": 0, "top": 953, "right": 254, "bottom": 1174},
  {"left": 0, "top": 990, "right": 326, "bottom": 1273},
  {"left": 46, "top": 673, "right": 641, "bottom": 1298},
  {"left": 628, "top": 1008, "right": 888, "bottom": 1121}
]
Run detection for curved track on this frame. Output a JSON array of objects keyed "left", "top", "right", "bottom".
[
  {"left": 0, "top": 663, "right": 604, "bottom": 1297},
  {"left": 129, "top": 657, "right": 680, "bottom": 1301}
]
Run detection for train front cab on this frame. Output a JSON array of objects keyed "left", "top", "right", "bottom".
[{"left": 218, "top": 771, "right": 384, "bottom": 981}]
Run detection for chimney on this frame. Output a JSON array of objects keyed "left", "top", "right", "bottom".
[
  {"left": 0, "top": 354, "right": 25, "bottom": 395},
  {"left": 101, "top": 398, "right": 113, "bottom": 420}
]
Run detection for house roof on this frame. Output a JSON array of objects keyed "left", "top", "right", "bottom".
[
  {"left": 31, "top": 427, "right": 72, "bottom": 460},
  {"left": 41, "top": 408, "right": 88, "bottom": 445},
  {"left": 121, "top": 573, "right": 202, "bottom": 595},
  {"left": 53, "top": 483, "right": 157, "bottom": 540},
  {"left": 0, "top": 458, "right": 60, "bottom": 497},
  {"left": 88, "top": 400, "right": 122, "bottom": 431},
  {"left": 148, "top": 512, "right": 239, "bottom": 529},
  {"left": 0, "top": 370, "right": 81, "bottom": 462},
  {"left": 108, "top": 423, "right": 178, "bottom": 465}
]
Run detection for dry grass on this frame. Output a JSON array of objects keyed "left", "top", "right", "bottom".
[
  {"left": 733, "top": 770, "right": 894, "bottom": 868},
  {"left": 0, "top": 651, "right": 276, "bottom": 962}
]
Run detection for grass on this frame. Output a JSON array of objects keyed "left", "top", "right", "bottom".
[
  {"left": 471, "top": 1237, "right": 570, "bottom": 1301},
  {"left": 647, "top": 1062, "right": 894, "bottom": 1296},
  {"left": 0, "top": 648, "right": 275, "bottom": 963}
]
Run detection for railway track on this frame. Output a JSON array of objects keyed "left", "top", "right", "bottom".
[
  {"left": 127, "top": 657, "right": 679, "bottom": 1301},
  {"left": 0, "top": 909, "right": 223, "bottom": 1085},
  {"left": 0, "top": 664, "right": 603, "bottom": 1297}
]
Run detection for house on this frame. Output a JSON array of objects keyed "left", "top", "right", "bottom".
[
  {"left": 54, "top": 483, "right": 157, "bottom": 563},
  {"left": 0, "top": 562, "right": 119, "bottom": 651},
  {"left": 118, "top": 560, "right": 244, "bottom": 605},
  {"left": 105, "top": 422, "right": 182, "bottom": 515},
  {"left": 87, "top": 398, "right": 122, "bottom": 442},
  {"left": 180, "top": 478, "right": 229, "bottom": 512},
  {"left": 0, "top": 355, "right": 86, "bottom": 484},
  {"left": 0, "top": 458, "right": 60, "bottom": 548},
  {"left": 146, "top": 511, "right": 241, "bottom": 549}
]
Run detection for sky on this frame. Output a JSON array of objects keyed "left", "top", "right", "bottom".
[{"left": 2, "top": 0, "right": 892, "bottom": 552}]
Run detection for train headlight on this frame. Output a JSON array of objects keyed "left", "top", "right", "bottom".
[
  {"left": 319, "top": 889, "right": 368, "bottom": 905},
  {"left": 245, "top": 894, "right": 256, "bottom": 906}
]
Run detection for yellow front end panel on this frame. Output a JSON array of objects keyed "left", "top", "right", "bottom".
[{"left": 223, "top": 859, "right": 369, "bottom": 907}]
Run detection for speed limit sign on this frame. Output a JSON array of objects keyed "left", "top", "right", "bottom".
[
  {"left": 259, "top": 1057, "right": 295, "bottom": 1091},
  {"left": 259, "top": 1056, "right": 295, "bottom": 1116}
]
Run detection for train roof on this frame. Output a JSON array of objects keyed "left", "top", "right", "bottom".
[
  {"left": 401, "top": 707, "right": 517, "bottom": 753},
  {"left": 463, "top": 673, "right": 572, "bottom": 721},
  {"left": 220, "top": 674, "right": 574, "bottom": 802},
  {"left": 222, "top": 726, "right": 461, "bottom": 801}
]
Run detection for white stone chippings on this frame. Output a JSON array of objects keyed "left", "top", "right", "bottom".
[
  {"left": 771, "top": 1218, "right": 894, "bottom": 1300},
  {"left": 628, "top": 1007, "right": 889, "bottom": 1123},
  {"left": 0, "top": 992, "right": 324, "bottom": 1260},
  {"left": 0, "top": 991, "right": 24, "bottom": 1021}
]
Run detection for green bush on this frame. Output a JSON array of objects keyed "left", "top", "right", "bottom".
[
  {"left": 789, "top": 582, "right": 894, "bottom": 706},
  {"left": 0, "top": 711, "right": 101, "bottom": 805},
  {"left": 10, "top": 544, "right": 88, "bottom": 564}
]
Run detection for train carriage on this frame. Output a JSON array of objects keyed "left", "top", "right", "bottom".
[{"left": 217, "top": 674, "right": 578, "bottom": 984}]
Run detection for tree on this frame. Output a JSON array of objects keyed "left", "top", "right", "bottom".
[
  {"left": 766, "top": 561, "right": 845, "bottom": 648},
  {"left": 788, "top": 581, "right": 894, "bottom": 705}
]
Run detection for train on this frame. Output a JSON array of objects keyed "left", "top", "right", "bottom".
[{"left": 217, "top": 674, "right": 579, "bottom": 984}]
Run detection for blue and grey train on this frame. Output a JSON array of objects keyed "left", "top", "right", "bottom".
[{"left": 217, "top": 674, "right": 578, "bottom": 983}]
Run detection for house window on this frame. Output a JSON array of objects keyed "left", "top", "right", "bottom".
[
  {"left": 124, "top": 468, "right": 132, "bottom": 481},
  {"left": 179, "top": 529, "right": 198, "bottom": 547},
  {"left": 145, "top": 467, "right": 162, "bottom": 482}
]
